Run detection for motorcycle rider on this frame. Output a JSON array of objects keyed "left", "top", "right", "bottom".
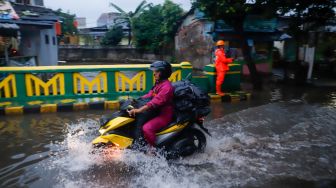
[{"left": 128, "top": 61, "right": 174, "bottom": 151}]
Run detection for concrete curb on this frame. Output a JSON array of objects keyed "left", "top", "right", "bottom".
[
  {"left": 0, "top": 100, "right": 120, "bottom": 116},
  {"left": 0, "top": 91, "right": 251, "bottom": 116},
  {"left": 209, "top": 91, "right": 252, "bottom": 102}
]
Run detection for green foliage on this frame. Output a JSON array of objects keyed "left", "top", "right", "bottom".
[
  {"left": 101, "top": 26, "right": 124, "bottom": 46},
  {"left": 133, "top": 0, "right": 184, "bottom": 53},
  {"left": 194, "top": 0, "right": 277, "bottom": 30},
  {"left": 194, "top": 0, "right": 335, "bottom": 88},
  {"left": 274, "top": 0, "right": 335, "bottom": 38},
  {"left": 194, "top": 0, "right": 335, "bottom": 37},
  {"left": 54, "top": 9, "right": 78, "bottom": 35},
  {"left": 133, "top": 5, "right": 162, "bottom": 52},
  {"left": 160, "top": 0, "right": 184, "bottom": 45},
  {"left": 110, "top": 0, "right": 150, "bottom": 45}
]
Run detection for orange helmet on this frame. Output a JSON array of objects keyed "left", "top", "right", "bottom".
[{"left": 216, "top": 40, "right": 225, "bottom": 46}]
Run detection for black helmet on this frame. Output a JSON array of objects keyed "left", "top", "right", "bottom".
[{"left": 150, "top": 61, "right": 172, "bottom": 80}]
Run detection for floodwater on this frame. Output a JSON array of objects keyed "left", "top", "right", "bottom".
[{"left": 0, "top": 82, "right": 336, "bottom": 188}]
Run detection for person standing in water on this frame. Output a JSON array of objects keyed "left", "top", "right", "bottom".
[{"left": 214, "top": 40, "right": 233, "bottom": 96}]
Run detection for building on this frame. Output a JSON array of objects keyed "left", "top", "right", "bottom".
[
  {"left": 175, "top": 9, "right": 282, "bottom": 74},
  {"left": 96, "top": 12, "right": 129, "bottom": 45},
  {"left": 0, "top": 1, "right": 19, "bottom": 67},
  {"left": 9, "top": 0, "right": 44, "bottom": 6},
  {"left": 97, "top": 12, "right": 128, "bottom": 29},
  {"left": 175, "top": 9, "right": 214, "bottom": 70},
  {"left": 0, "top": 0, "right": 58, "bottom": 66},
  {"left": 274, "top": 17, "right": 336, "bottom": 79},
  {"left": 75, "top": 17, "right": 86, "bottom": 29},
  {"left": 78, "top": 25, "right": 108, "bottom": 46}
]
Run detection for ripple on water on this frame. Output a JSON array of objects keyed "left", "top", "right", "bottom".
[{"left": 10, "top": 153, "right": 26, "bottom": 160}]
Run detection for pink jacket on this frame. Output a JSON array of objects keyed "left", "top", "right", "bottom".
[{"left": 142, "top": 79, "right": 174, "bottom": 114}]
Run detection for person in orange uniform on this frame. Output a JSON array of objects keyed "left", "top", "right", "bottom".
[{"left": 214, "top": 40, "right": 233, "bottom": 96}]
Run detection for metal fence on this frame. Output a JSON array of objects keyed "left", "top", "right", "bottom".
[{"left": 0, "top": 62, "right": 192, "bottom": 102}]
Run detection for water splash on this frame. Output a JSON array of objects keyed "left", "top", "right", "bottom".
[
  {"left": 34, "top": 103, "right": 336, "bottom": 188},
  {"left": 120, "top": 103, "right": 336, "bottom": 188},
  {"left": 50, "top": 119, "right": 100, "bottom": 171}
]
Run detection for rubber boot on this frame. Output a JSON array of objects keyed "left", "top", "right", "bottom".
[{"left": 216, "top": 84, "right": 225, "bottom": 96}]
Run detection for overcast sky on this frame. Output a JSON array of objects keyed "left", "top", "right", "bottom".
[{"left": 44, "top": 0, "right": 192, "bottom": 27}]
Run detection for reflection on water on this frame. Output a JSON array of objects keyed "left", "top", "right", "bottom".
[
  {"left": 206, "top": 103, "right": 336, "bottom": 188},
  {"left": 0, "top": 85, "right": 335, "bottom": 187}
]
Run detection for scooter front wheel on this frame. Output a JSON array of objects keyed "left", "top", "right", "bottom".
[{"left": 93, "top": 142, "right": 111, "bottom": 148}]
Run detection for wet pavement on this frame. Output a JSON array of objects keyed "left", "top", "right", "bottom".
[{"left": 0, "top": 79, "right": 335, "bottom": 188}]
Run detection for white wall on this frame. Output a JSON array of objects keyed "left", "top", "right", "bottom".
[
  {"left": 274, "top": 41, "right": 284, "bottom": 58},
  {"left": 39, "top": 27, "right": 58, "bottom": 66},
  {"left": 19, "top": 25, "right": 58, "bottom": 66},
  {"left": 20, "top": 28, "right": 40, "bottom": 58}
]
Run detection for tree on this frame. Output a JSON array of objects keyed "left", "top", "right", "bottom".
[
  {"left": 101, "top": 26, "right": 124, "bottom": 46},
  {"left": 110, "top": 0, "right": 150, "bottom": 46},
  {"left": 194, "top": 0, "right": 335, "bottom": 88},
  {"left": 133, "top": 0, "right": 184, "bottom": 54},
  {"left": 160, "top": 0, "right": 184, "bottom": 51},
  {"left": 133, "top": 5, "right": 162, "bottom": 52},
  {"left": 54, "top": 9, "right": 78, "bottom": 35},
  {"left": 275, "top": 0, "right": 335, "bottom": 59},
  {"left": 274, "top": 0, "right": 335, "bottom": 81},
  {"left": 194, "top": 0, "right": 280, "bottom": 89},
  {"left": 54, "top": 9, "right": 78, "bottom": 44}
]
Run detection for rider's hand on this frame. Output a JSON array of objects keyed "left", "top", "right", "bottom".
[
  {"left": 128, "top": 109, "right": 139, "bottom": 117},
  {"left": 128, "top": 105, "right": 149, "bottom": 117}
]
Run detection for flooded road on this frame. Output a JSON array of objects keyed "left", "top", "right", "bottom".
[{"left": 0, "top": 83, "right": 335, "bottom": 188}]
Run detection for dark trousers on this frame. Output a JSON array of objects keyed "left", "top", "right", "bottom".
[{"left": 133, "top": 109, "right": 158, "bottom": 147}]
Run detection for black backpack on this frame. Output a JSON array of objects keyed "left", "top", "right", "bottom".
[{"left": 172, "top": 80, "right": 211, "bottom": 122}]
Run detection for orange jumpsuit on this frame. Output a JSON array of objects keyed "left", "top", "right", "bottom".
[{"left": 215, "top": 48, "right": 233, "bottom": 94}]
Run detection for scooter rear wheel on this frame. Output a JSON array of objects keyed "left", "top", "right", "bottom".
[
  {"left": 188, "top": 129, "right": 206, "bottom": 153},
  {"left": 167, "top": 129, "right": 206, "bottom": 159}
]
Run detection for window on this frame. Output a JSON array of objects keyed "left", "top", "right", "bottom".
[
  {"left": 34, "top": 0, "right": 44, "bottom": 6},
  {"left": 52, "top": 37, "right": 56, "bottom": 45},
  {"left": 45, "top": 35, "right": 49, "bottom": 44},
  {"left": 16, "top": 0, "right": 31, "bottom": 4}
]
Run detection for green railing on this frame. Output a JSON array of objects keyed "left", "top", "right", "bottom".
[
  {"left": 0, "top": 61, "right": 243, "bottom": 104},
  {"left": 204, "top": 63, "right": 242, "bottom": 92},
  {"left": 0, "top": 62, "right": 192, "bottom": 102}
]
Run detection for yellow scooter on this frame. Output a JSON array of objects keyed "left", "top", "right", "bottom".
[{"left": 92, "top": 99, "right": 210, "bottom": 158}]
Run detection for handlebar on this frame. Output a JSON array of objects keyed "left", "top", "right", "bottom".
[{"left": 126, "top": 105, "right": 134, "bottom": 113}]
